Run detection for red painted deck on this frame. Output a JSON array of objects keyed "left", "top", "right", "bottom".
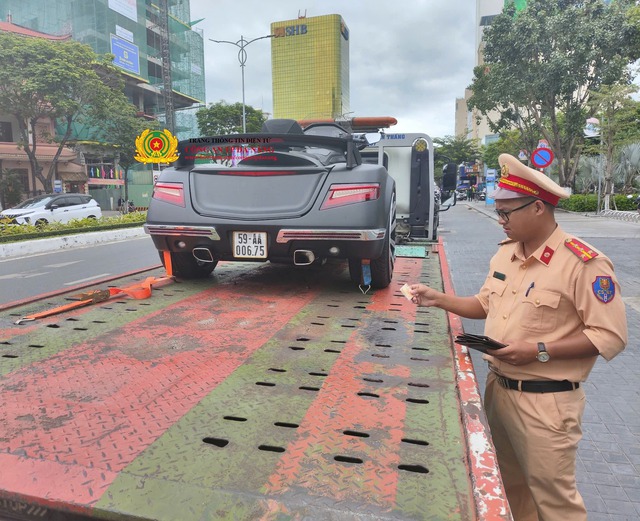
[{"left": 0, "top": 253, "right": 510, "bottom": 520}]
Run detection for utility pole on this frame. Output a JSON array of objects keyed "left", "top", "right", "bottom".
[{"left": 210, "top": 34, "right": 273, "bottom": 133}]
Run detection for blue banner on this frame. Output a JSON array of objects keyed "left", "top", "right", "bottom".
[{"left": 110, "top": 34, "right": 140, "bottom": 75}]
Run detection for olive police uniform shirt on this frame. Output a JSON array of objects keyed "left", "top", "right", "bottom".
[{"left": 475, "top": 225, "right": 628, "bottom": 382}]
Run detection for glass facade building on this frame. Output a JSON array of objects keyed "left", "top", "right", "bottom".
[
  {"left": 0, "top": 0, "right": 205, "bottom": 134},
  {"left": 271, "top": 14, "right": 349, "bottom": 120}
]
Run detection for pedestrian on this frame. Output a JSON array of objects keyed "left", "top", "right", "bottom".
[{"left": 409, "top": 153, "right": 628, "bottom": 521}]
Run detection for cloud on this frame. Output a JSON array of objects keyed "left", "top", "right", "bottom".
[{"left": 189, "top": 0, "right": 475, "bottom": 138}]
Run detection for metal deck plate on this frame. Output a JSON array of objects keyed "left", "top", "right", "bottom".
[
  {"left": 396, "top": 245, "right": 428, "bottom": 258},
  {"left": 0, "top": 258, "right": 475, "bottom": 520}
]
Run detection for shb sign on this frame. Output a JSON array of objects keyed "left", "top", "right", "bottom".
[{"left": 531, "top": 147, "right": 554, "bottom": 169}]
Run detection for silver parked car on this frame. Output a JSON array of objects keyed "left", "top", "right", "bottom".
[{"left": 145, "top": 119, "right": 396, "bottom": 288}]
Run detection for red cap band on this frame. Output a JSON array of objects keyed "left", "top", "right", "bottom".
[{"left": 497, "top": 174, "right": 560, "bottom": 206}]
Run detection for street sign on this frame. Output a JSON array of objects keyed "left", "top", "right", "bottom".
[{"left": 531, "top": 147, "right": 554, "bottom": 169}]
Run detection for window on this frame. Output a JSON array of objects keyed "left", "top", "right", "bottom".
[{"left": 0, "top": 122, "right": 13, "bottom": 142}]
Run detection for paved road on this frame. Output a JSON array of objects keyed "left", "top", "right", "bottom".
[{"left": 440, "top": 201, "right": 640, "bottom": 521}]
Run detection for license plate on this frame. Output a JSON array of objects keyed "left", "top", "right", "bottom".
[{"left": 232, "top": 231, "right": 268, "bottom": 259}]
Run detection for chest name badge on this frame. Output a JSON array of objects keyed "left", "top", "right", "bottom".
[{"left": 592, "top": 276, "right": 615, "bottom": 303}]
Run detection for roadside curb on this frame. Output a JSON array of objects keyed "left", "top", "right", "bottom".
[{"left": 0, "top": 227, "right": 147, "bottom": 260}]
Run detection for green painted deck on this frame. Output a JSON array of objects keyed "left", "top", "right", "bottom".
[{"left": 0, "top": 257, "right": 479, "bottom": 521}]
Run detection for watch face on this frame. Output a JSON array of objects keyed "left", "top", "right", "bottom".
[{"left": 537, "top": 352, "right": 550, "bottom": 362}]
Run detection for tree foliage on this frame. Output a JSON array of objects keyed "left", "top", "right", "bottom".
[
  {"left": 481, "top": 130, "right": 525, "bottom": 171},
  {"left": 0, "top": 33, "right": 131, "bottom": 193},
  {"left": 586, "top": 84, "right": 638, "bottom": 208},
  {"left": 433, "top": 134, "right": 481, "bottom": 166},
  {"left": 196, "top": 100, "right": 268, "bottom": 135},
  {"left": 468, "top": 0, "right": 640, "bottom": 188}
]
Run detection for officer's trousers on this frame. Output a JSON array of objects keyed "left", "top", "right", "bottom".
[{"left": 484, "top": 371, "right": 587, "bottom": 521}]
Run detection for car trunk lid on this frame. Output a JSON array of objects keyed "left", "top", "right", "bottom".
[{"left": 189, "top": 166, "right": 330, "bottom": 220}]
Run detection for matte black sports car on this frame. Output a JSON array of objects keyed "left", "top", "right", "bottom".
[{"left": 144, "top": 119, "right": 396, "bottom": 288}]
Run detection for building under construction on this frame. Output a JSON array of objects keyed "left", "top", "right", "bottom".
[
  {"left": 0, "top": 0, "right": 205, "bottom": 206},
  {"left": 0, "top": 0, "right": 204, "bottom": 133}
]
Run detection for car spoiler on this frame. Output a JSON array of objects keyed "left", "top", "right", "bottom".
[{"left": 174, "top": 133, "right": 367, "bottom": 169}]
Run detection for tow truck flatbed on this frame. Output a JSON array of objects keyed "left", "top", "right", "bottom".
[{"left": 0, "top": 250, "right": 509, "bottom": 520}]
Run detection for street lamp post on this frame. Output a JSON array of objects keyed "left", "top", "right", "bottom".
[{"left": 210, "top": 34, "right": 273, "bottom": 133}]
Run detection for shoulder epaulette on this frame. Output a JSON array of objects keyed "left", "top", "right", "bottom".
[{"left": 564, "top": 238, "right": 599, "bottom": 262}]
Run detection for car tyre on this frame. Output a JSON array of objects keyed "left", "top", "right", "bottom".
[
  {"left": 160, "top": 251, "right": 217, "bottom": 279},
  {"left": 348, "top": 194, "right": 396, "bottom": 289},
  {"left": 35, "top": 219, "right": 48, "bottom": 227}
]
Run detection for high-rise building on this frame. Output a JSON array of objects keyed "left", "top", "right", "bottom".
[{"left": 271, "top": 14, "right": 349, "bottom": 120}]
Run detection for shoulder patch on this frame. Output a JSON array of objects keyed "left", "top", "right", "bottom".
[
  {"left": 592, "top": 276, "right": 615, "bottom": 303},
  {"left": 564, "top": 238, "right": 599, "bottom": 262}
]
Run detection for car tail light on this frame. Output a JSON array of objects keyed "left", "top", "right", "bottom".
[
  {"left": 153, "top": 182, "right": 185, "bottom": 207},
  {"left": 321, "top": 183, "right": 380, "bottom": 210}
]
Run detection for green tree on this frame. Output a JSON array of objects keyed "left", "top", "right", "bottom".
[
  {"left": 433, "top": 134, "right": 481, "bottom": 167},
  {"left": 433, "top": 134, "right": 481, "bottom": 186},
  {"left": 481, "top": 130, "right": 524, "bottom": 171},
  {"left": 196, "top": 100, "right": 267, "bottom": 135},
  {"left": 73, "top": 95, "right": 160, "bottom": 201},
  {"left": 0, "top": 33, "right": 128, "bottom": 193},
  {"left": 468, "top": 0, "right": 640, "bottom": 188},
  {"left": 587, "top": 84, "right": 639, "bottom": 209}
]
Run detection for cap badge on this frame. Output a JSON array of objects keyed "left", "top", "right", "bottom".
[{"left": 500, "top": 164, "right": 509, "bottom": 178}]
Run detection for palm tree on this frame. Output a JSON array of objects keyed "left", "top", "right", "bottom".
[{"left": 615, "top": 143, "right": 640, "bottom": 194}]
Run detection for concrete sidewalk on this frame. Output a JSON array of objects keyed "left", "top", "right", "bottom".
[
  {"left": 442, "top": 201, "right": 640, "bottom": 520},
  {"left": 0, "top": 227, "right": 146, "bottom": 259}
]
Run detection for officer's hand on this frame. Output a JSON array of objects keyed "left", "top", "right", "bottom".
[
  {"left": 489, "top": 340, "right": 538, "bottom": 366},
  {"left": 409, "top": 284, "right": 442, "bottom": 307}
]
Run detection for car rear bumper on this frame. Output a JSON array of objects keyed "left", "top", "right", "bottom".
[{"left": 144, "top": 224, "right": 387, "bottom": 261}]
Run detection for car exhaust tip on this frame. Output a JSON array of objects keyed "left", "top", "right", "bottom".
[
  {"left": 192, "top": 247, "right": 214, "bottom": 263},
  {"left": 294, "top": 250, "right": 315, "bottom": 266}
]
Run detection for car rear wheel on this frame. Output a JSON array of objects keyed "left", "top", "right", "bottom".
[
  {"left": 159, "top": 251, "right": 217, "bottom": 279},
  {"left": 348, "top": 195, "right": 396, "bottom": 289}
]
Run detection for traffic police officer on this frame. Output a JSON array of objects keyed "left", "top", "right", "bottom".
[{"left": 410, "top": 153, "right": 628, "bottom": 521}]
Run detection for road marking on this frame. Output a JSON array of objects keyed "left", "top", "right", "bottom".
[
  {"left": 0, "top": 272, "right": 49, "bottom": 280},
  {"left": 64, "top": 274, "right": 111, "bottom": 286},
  {"left": 44, "top": 261, "right": 81, "bottom": 268}
]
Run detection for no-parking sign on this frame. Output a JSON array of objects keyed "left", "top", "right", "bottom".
[{"left": 531, "top": 147, "right": 554, "bottom": 169}]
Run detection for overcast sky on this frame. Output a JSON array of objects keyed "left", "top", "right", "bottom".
[{"left": 188, "top": 1, "right": 476, "bottom": 138}]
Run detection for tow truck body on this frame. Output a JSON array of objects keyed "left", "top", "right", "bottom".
[
  {"left": 361, "top": 133, "right": 441, "bottom": 241},
  {"left": 0, "top": 243, "right": 510, "bottom": 520}
]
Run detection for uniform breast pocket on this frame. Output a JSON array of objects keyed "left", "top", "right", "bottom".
[
  {"left": 521, "top": 289, "right": 561, "bottom": 332},
  {"left": 487, "top": 278, "right": 507, "bottom": 318}
]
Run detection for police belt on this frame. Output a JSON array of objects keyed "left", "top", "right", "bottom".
[{"left": 496, "top": 375, "right": 579, "bottom": 393}]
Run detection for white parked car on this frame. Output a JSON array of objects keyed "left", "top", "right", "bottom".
[{"left": 1, "top": 193, "right": 102, "bottom": 225}]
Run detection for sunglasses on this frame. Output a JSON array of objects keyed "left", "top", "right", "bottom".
[{"left": 494, "top": 199, "right": 537, "bottom": 222}]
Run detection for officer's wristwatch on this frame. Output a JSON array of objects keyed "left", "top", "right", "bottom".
[{"left": 537, "top": 342, "right": 550, "bottom": 363}]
